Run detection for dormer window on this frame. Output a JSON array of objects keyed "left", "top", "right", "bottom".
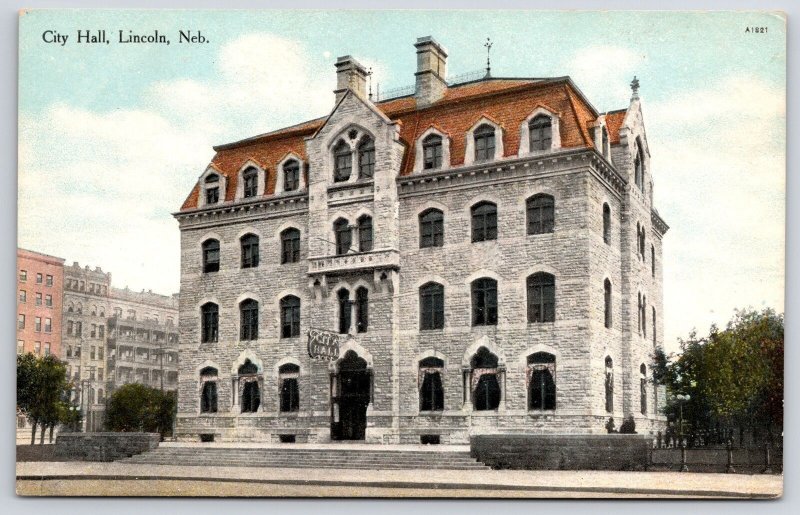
[
  {"left": 334, "top": 141, "right": 351, "bottom": 182},
  {"left": 205, "top": 174, "right": 220, "bottom": 204},
  {"left": 283, "top": 160, "right": 300, "bottom": 192},
  {"left": 528, "top": 115, "right": 552, "bottom": 152},
  {"left": 474, "top": 124, "right": 495, "bottom": 162},
  {"left": 242, "top": 167, "right": 258, "bottom": 198},
  {"left": 423, "top": 134, "right": 443, "bottom": 170},
  {"left": 358, "top": 137, "right": 375, "bottom": 179}
]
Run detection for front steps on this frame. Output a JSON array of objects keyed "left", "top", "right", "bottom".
[{"left": 119, "top": 443, "right": 488, "bottom": 470}]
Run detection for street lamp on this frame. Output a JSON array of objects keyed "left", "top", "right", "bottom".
[{"left": 675, "top": 393, "right": 691, "bottom": 472}]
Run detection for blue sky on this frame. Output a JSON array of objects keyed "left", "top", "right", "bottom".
[{"left": 18, "top": 10, "right": 786, "bottom": 350}]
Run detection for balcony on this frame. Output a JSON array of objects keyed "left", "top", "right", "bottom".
[{"left": 308, "top": 249, "right": 399, "bottom": 276}]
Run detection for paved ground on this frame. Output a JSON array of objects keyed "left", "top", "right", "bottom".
[{"left": 16, "top": 461, "right": 783, "bottom": 498}]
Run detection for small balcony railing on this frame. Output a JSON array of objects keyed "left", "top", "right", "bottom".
[{"left": 308, "top": 249, "right": 399, "bottom": 276}]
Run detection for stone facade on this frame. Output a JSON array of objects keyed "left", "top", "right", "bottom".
[{"left": 174, "top": 36, "right": 668, "bottom": 444}]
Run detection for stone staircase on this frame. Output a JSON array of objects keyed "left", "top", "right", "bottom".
[{"left": 119, "top": 444, "right": 489, "bottom": 470}]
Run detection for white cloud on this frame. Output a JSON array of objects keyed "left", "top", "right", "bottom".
[
  {"left": 563, "top": 45, "right": 646, "bottom": 109},
  {"left": 646, "top": 76, "right": 785, "bottom": 350}
]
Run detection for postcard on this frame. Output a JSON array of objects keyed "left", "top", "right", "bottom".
[{"left": 16, "top": 9, "right": 785, "bottom": 498}]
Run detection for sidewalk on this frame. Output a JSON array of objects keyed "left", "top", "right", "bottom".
[{"left": 16, "top": 461, "right": 782, "bottom": 498}]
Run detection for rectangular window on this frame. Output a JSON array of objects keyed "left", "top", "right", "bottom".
[
  {"left": 45, "top": 294, "right": 52, "bottom": 307},
  {"left": 36, "top": 273, "right": 43, "bottom": 284},
  {"left": 98, "top": 368, "right": 104, "bottom": 381},
  {"left": 18, "top": 314, "right": 25, "bottom": 330},
  {"left": 17, "top": 340, "right": 24, "bottom": 355},
  {"left": 44, "top": 318, "right": 51, "bottom": 333},
  {"left": 420, "top": 285, "right": 444, "bottom": 330},
  {"left": 90, "top": 346, "right": 96, "bottom": 360},
  {"left": 46, "top": 275, "right": 53, "bottom": 287},
  {"left": 19, "top": 270, "right": 27, "bottom": 282},
  {"left": 35, "top": 292, "right": 42, "bottom": 306},
  {"left": 34, "top": 341, "right": 41, "bottom": 354},
  {"left": 99, "top": 325, "right": 105, "bottom": 339},
  {"left": 99, "top": 346, "right": 104, "bottom": 359},
  {"left": 76, "top": 321, "right": 82, "bottom": 336},
  {"left": 206, "top": 187, "right": 219, "bottom": 204},
  {"left": 66, "top": 345, "right": 72, "bottom": 358},
  {"left": 35, "top": 317, "right": 42, "bottom": 332},
  {"left": 89, "top": 369, "right": 95, "bottom": 381},
  {"left": 18, "top": 290, "right": 26, "bottom": 303},
  {"left": 44, "top": 342, "right": 50, "bottom": 356},
  {"left": 91, "top": 324, "right": 97, "bottom": 338},
  {"left": 284, "top": 165, "right": 300, "bottom": 191},
  {"left": 67, "top": 320, "right": 73, "bottom": 335}
]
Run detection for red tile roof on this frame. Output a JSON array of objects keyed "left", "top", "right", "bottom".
[
  {"left": 604, "top": 109, "right": 627, "bottom": 145},
  {"left": 181, "top": 77, "right": 624, "bottom": 211}
]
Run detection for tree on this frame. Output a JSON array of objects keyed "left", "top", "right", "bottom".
[
  {"left": 16, "top": 354, "right": 70, "bottom": 444},
  {"left": 105, "top": 384, "right": 176, "bottom": 439}
]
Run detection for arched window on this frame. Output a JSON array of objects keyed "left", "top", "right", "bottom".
[
  {"left": 333, "top": 140, "right": 351, "bottom": 182},
  {"left": 603, "top": 203, "right": 611, "bottom": 244},
  {"left": 338, "top": 289, "right": 351, "bottom": 334},
  {"left": 651, "top": 244, "right": 656, "bottom": 277},
  {"left": 652, "top": 307, "right": 657, "bottom": 346},
  {"left": 419, "top": 208, "right": 444, "bottom": 248},
  {"left": 280, "top": 296, "right": 301, "bottom": 338},
  {"left": 279, "top": 363, "right": 300, "bottom": 412},
  {"left": 91, "top": 305, "right": 97, "bottom": 316},
  {"left": 239, "top": 299, "right": 258, "bottom": 341},
  {"left": 526, "top": 194, "right": 555, "bottom": 235},
  {"left": 238, "top": 360, "right": 260, "bottom": 413},
  {"left": 605, "top": 357, "right": 614, "bottom": 413},
  {"left": 201, "top": 303, "right": 218, "bottom": 343},
  {"left": 471, "top": 347, "right": 500, "bottom": 411},
  {"left": 334, "top": 218, "right": 351, "bottom": 255},
  {"left": 640, "top": 226, "right": 646, "bottom": 260},
  {"left": 422, "top": 134, "right": 443, "bottom": 170},
  {"left": 202, "top": 239, "right": 220, "bottom": 273},
  {"left": 358, "top": 137, "right": 375, "bottom": 179},
  {"left": 528, "top": 115, "right": 552, "bottom": 152},
  {"left": 473, "top": 124, "right": 496, "bottom": 161},
  {"left": 640, "top": 364, "right": 648, "bottom": 415},
  {"left": 642, "top": 294, "right": 647, "bottom": 338},
  {"left": 240, "top": 234, "right": 259, "bottom": 268},
  {"left": 283, "top": 160, "right": 300, "bottom": 192},
  {"left": 200, "top": 367, "right": 218, "bottom": 413},
  {"left": 67, "top": 302, "right": 74, "bottom": 313},
  {"left": 528, "top": 352, "right": 556, "bottom": 410},
  {"left": 420, "top": 282, "right": 444, "bottom": 330},
  {"left": 471, "top": 278, "right": 498, "bottom": 326},
  {"left": 281, "top": 228, "right": 301, "bottom": 264},
  {"left": 355, "top": 287, "right": 368, "bottom": 333},
  {"left": 471, "top": 201, "right": 497, "bottom": 242},
  {"left": 357, "top": 215, "right": 373, "bottom": 252},
  {"left": 242, "top": 167, "right": 258, "bottom": 198},
  {"left": 634, "top": 140, "right": 644, "bottom": 192},
  {"left": 419, "top": 357, "right": 444, "bottom": 411},
  {"left": 604, "top": 279, "right": 612, "bottom": 328},
  {"left": 204, "top": 174, "right": 220, "bottom": 204},
  {"left": 527, "top": 273, "right": 555, "bottom": 323},
  {"left": 637, "top": 292, "right": 642, "bottom": 334}
]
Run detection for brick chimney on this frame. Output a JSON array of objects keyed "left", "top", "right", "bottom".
[
  {"left": 334, "top": 55, "right": 368, "bottom": 104},
  {"left": 414, "top": 36, "right": 448, "bottom": 107}
]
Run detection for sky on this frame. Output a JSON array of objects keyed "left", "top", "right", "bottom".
[{"left": 17, "top": 10, "right": 786, "bottom": 352}]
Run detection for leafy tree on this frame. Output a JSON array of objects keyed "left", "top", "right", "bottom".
[
  {"left": 105, "top": 384, "right": 176, "bottom": 439},
  {"left": 16, "top": 354, "right": 70, "bottom": 444}
]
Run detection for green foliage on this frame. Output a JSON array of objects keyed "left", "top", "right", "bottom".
[
  {"left": 652, "top": 308, "right": 783, "bottom": 438},
  {"left": 105, "top": 384, "right": 176, "bottom": 438},
  {"left": 16, "top": 353, "right": 72, "bottom": 443}
]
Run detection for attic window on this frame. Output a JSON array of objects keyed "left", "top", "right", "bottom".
[
  {"left": 423, "top": 134, "right": 443, "bottom": 170},
  {"left": 528, "top": 115, "right": 552, "bottom": 152},
  {"left": 358, "top": 137, "right": 375, "bottom": 179},
  {"left": 283, "top": 160, "right": 300, "bottom": 192},
  {"left": 333, "top": 141, "right": 351, "bottom": 182},
  {"left": 242, "top": 167, "right": 258, "bottom": 198},
  {"left": 205, "top": 174, "right": 220, "bottom": 204},
  {"left": 474, "top": 124, "right": 495, "bottom": 162}
]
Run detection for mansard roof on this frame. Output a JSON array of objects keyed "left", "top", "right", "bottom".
[{"left": 180, "top": 76, "right": 628, "bottom": 211}]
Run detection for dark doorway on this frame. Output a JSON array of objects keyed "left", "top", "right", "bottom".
[{"left": 332, "top": 351, "right": 371, "bottom": 440}]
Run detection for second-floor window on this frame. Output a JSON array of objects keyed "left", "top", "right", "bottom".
[
  {"left": 471, "top": 202, "right": 497, "bottom": 242},
  {"left": 239, "top": 299, "right": 258, "bottom": 341},
  {"left": 334, "top": 218, "right": 351, "bottom": 255},
  {"left": 358, "top": 137, "right": 375, "bottom": 179},
  {"left": 202, "top": 239, "right": 220, "bottom": 273},
  {"left": 419, "top": 209, "right": 444, "bottom": 248},
  {"left": 527, "top": 272, "right": 555, "bottom": 323},
  {"left": 527, "top": 194, "right": 555, "bottom": 235},
  {"left": 358, "top": 215, "right": 373, "bottom": 252},
  {"left": 471, "top": 278, "right": 498, "bottom": 326},
  {"left": 333, "top": 141, "right": 351, "bottom": 182},
  {"left": 280, "top": 296, "right": 301, "bottom": 338},
  {"left": 420, "top": 282, "right": 444, "bottom": 330},
  {"left": 201, "top": 303, "right": 219, "bottom": 343},
  {"left": 240, "top": 234, "right": 259, "bottom": 268},
  {"left": 281, "top": 228, "right": 301, "bottom": 264}
]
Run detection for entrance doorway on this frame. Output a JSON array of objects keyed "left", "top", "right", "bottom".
[{"left": 332, "top": 350, "right": 371, "bottom": 440}]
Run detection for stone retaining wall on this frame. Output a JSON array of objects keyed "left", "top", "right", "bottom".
[
  {"left": 54, "top": 432, "right": 160, "bottom": 462},
  {"left": 471, "top": 434, "right": 650, "bottom": 470}
]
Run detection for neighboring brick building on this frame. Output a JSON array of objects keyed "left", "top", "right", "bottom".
[
  {"left": 17, "top": 248, "right": 64, "bottom": 358},
  {"left": 174, "top": 36, "right": 668, "bottom": 443},
  {"left": 62, "top": 262, "right": 179, "bottom": 432}
]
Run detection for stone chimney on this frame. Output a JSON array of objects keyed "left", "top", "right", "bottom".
[
  {"left": 334, "top": 55, "right": 368, "bottom": 104},
  {"left": 414, "top": 36, "right": 448, "bottom": 107}
]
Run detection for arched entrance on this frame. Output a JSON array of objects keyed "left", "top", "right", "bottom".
[{"left": 331, "top": 350, "right": 371, "bottom": 440}]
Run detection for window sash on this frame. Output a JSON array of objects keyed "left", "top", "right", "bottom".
[
  {"left": 280, "top": 378, "right": 300, "bottom": 412},
  {"left": 206, "top": 187, "right": 219, "bottom": 204},
  {"left": 527, "top": 198, "right": 554, "bottom": 235},
  {"left": 472, "top": 282, "right": 498, "bottom": 326},
  {"left": 423, "top": 140, "right": 443, "bottom": 169},
  {"left": 339, "top": 297, "right": 351, "bottom": 334},
  {"left": 335, "top": 224, "right": 352, "bottom": 255},
  {"left": 281, "top": 304, "right": 300, "bottom": 338},
  {"left": 241, "top": 240, "right": 259, "bottom": 268},
  {"left": 420, "top": 372, "right": 444, "bottom": 411},
  {"left": 334, "top": 150, "right": 352, "bottom": 182},
  {"left": 281, "top": 232, "right": 301, "bottom": 263},
  {"left": 202, "top": 308, "right": 218, "bottom": 343},
  {"left": 528, "top": 279, "right": 555, "bottom": 323},
  {"left": 474, "top": 133, "right": 495, "bottom": 161},
  {"left": 359, "top": 148, "right": 375, "bottom": 179},
  {"left": 243, "top": 173, "right": 258, "bottom": 198},
  {"left": 284, "top": 166, "right": 300, "bottom": 191},
  {"left": 420, "top": 214, "right": 444, "bottom": 248},
  {"left": 471, "top": 208, "right": 497, "bottom": 242},
  {"left": 203, "top": 245, "right": 220, "bottom": 273},
  {"left": 358, "top": 219, "right": 373, "bottom": 252},
  {"left": 420, "top": 287, "right": 444, "bottom": 330},
  {"left": 529, "top": 120, "right": 552, "bottom": 151},
  {"left": 240, "top": 304, "right": 258, "bottom": 340},
  {"left": 356, "top": 291, "right": 368, "bottom": 333}
]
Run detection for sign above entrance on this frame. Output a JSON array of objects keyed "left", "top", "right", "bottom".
[{"left": 308, "top": 328, "right": 340, "bottom": 361}]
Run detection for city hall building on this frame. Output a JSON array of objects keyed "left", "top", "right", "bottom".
[{"left": 174, "top": 36, "right": 668, "bottom": 444}]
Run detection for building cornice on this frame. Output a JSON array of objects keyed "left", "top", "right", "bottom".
[{"left": 651, "top": 209, "right": 670, "bottom": 236}]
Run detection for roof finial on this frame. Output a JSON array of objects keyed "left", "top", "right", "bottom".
[
  {"left": 367, "top": 67, "right": 373, "bottom": 100},
  {"left": 484, "top": 37, "right": 493, "bottom": 78},
  {"left": 630, "top": 75, "right": 640, "bottom": 100}
]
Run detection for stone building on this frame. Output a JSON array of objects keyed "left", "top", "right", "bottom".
[
  {"left": 174, "top": 36, "right": 668, "bottom": 444},
  {"left": 62, "top": 261, "right": 179, "bottom": 431}
]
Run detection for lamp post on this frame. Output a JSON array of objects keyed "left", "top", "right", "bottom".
[{"left": 676, "top": 393, "right": 691, "bottom": 472}]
